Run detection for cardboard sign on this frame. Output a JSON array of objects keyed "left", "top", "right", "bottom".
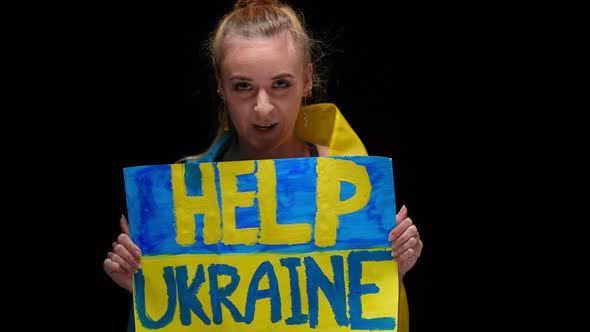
[{"left": 124, "top": 156, "right": 399, "bottom": 331}]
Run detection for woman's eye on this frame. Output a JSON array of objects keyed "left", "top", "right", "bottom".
[
  {"left": 233, "top": 82, "right": 251, "bottom": 91},
  {"left": 273, "top": 79, "right": 291, "bottom": 88}
]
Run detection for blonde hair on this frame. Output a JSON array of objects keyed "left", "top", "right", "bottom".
[{"left": 180, "top": 0, "right": 322, "bottom": 162}]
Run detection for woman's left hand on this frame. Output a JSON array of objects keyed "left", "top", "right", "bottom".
[{"left": 389, "top": 205, "right": 423, "bottom": 280}]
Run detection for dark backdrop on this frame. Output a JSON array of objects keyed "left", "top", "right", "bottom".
[{"left": 5, "top": 1, "right": 588, "bottom": 331}]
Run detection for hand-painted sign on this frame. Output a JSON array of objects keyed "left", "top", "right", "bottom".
[{"left": 124, "top": 156, "right": 399, "bottom": 331}]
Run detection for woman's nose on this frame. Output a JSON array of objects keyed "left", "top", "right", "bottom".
[{"left": 254, "top": 89, "right": 273, "bottom": 114}]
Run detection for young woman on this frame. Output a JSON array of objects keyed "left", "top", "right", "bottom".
[{"left": 104, "top": 1, "right": 423, "bottom": 331}]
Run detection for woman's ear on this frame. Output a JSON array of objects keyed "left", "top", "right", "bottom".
[
  {"left": 304, "top": 63, "right": 313, "bottom": 96},
  {"left": 216, "top": 77, "right": 224, "bottom": 99}
]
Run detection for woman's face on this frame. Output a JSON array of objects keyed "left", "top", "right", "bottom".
[{"left": 218, "top": 32, "right": 312, "bottom": 158}]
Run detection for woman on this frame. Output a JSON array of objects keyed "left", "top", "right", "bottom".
[{"left": 104, "top": 1, "right": 423, "bottom": 331}]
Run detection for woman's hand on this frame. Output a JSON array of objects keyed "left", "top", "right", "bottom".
[
  {"left": 103, "top": 215, "right": 142, "bottom": 293},
  {"left": 389, "top": 205, "right": 423, "bottom": 280}
]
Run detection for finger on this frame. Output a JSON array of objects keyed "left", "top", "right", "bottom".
[
  {"left": 389, "top": 217, "right": 413, "bottom": 241},
  {"left": 112, "top": 241, "right": 141, "bottom": 270},
  {"left": 110, "top": 251, "right": 138, "bottom": 273},
  {"left": 109, "top": 248, "right": 139, "bottom": 272},
  {"left": 389, "top": 206, "right": 408, "bottom": 241},
  {"left": 393, "top": 234, "right": 423, "bottom": 258},
  {"left": 391, "top": 234, "right": 419, "bottom": 258},
  {"left": 103, "top": 252, "right": 136, "bottom": 274},
  {"left": 390, "top": 221, "right": 417, "bottom": 246},
  {"left": 414, "top": 236, "right": 424, "bottom": 257},
  {"left": 396, "top": 205, "right": 408, "bottom": 225},
  {"left": 415, "top": 247, "right": 423, "bottom": 260},
  {"left": 103, "top": 256, "right": 121, "bottom": 275},
  {"left": 117, "top": 233, "right": 142, "bottom": 260},
  {"left": 394, "top": 246, "right": 421, "bottom": 262},
  {"left": 120, "top": 214, "right": 130, "bottom": 235}
]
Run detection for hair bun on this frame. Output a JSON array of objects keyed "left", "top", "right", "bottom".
[{"left": 234, "top": 0, "right": 277, "bottom": 9}]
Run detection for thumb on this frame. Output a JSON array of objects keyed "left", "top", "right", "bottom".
[
  {"left": 120, "top": 214, "right": 130, "bottom": 235},
  {"left": 396, "top": 205, "right": 408, "bottom": 225}
]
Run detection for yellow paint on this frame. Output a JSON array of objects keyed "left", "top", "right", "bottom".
[
  {"left": 315, "top": 158, "right": 372, "bottom": 247},
  {"left": 218, "top": 161, "right": 259, "bottom": 245},
  {"left": 135, "top": 249, "right": 397, "bottom": 331},
  {"left": 172, "top": 163, "right": 221, "bottom": 246},
  {"left": 172, "top": 158, "right": 373, "bottom": 248},
  {"left": 257, "top": 159, "right": 312, "bottom": 245}
]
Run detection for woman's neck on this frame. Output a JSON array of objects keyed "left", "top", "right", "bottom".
[{"left": 222, "top": 137, "right": 310, "bottom": 161}]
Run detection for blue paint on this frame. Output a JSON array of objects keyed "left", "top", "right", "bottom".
[
  {"left": 236, "top": 163, "right": 258, "bottom": 192},
  {"left": 134, "top": 267, "right": 177, "bottom": 329},
  {"left": 234, "top": 164, "right": 262, "bottom": 231},
  {"left": 280, "top": 257, "right": 308, "bottom": 325},
  {"left": 235, "top": 204, "right": 261, "bottom": 230},
  {"left": 125, "top": 164, "right": 178, "bottom": 254},
  {"left": 244, "top": 261, "right": 282, "bottom": 323},
  {"left": 125, "top": 156, "right": 396, "bottom": 255},
  {"left": 193, "top": 213, "right": 205, "bottom": 245},
  {"left": 304, "top": 256, "right": 348, "bottom": 328},
  {"left": 275, "top": 157, "right": 317, "bottom": 226},
  {"left": 340, "top": 180, "right": 356, "bottom": 202},
  {"left": 208, "top": 264, "right": 244, "bottom": 324},
  {"left": 176, "top": 264, "right": 211, "bottom": 325},
  {"left": 348, "top": 250, "right": 396, "bottom": 330},
  {"left": 184, "top": 163, "right": 204, "bottom": 196}
]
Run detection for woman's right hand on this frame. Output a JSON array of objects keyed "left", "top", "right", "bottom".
[{"left": 103, "top": 215, "right": 142, "bottom": 293}]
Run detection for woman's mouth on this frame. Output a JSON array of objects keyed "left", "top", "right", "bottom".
[{"left": 253, "top": 123, "right": 277, "bottom": 131}]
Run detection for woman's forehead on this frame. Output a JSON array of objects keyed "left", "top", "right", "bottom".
[
  {"left": 223, "top": 32, "right": 298, "bottom": 54},
  {"left": 221, "top": 33, "right": 305, "bottom": 74}
]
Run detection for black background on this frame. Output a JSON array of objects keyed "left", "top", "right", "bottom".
[{"left": 5, "top": 1, "right": 588, "bottom": 331}]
